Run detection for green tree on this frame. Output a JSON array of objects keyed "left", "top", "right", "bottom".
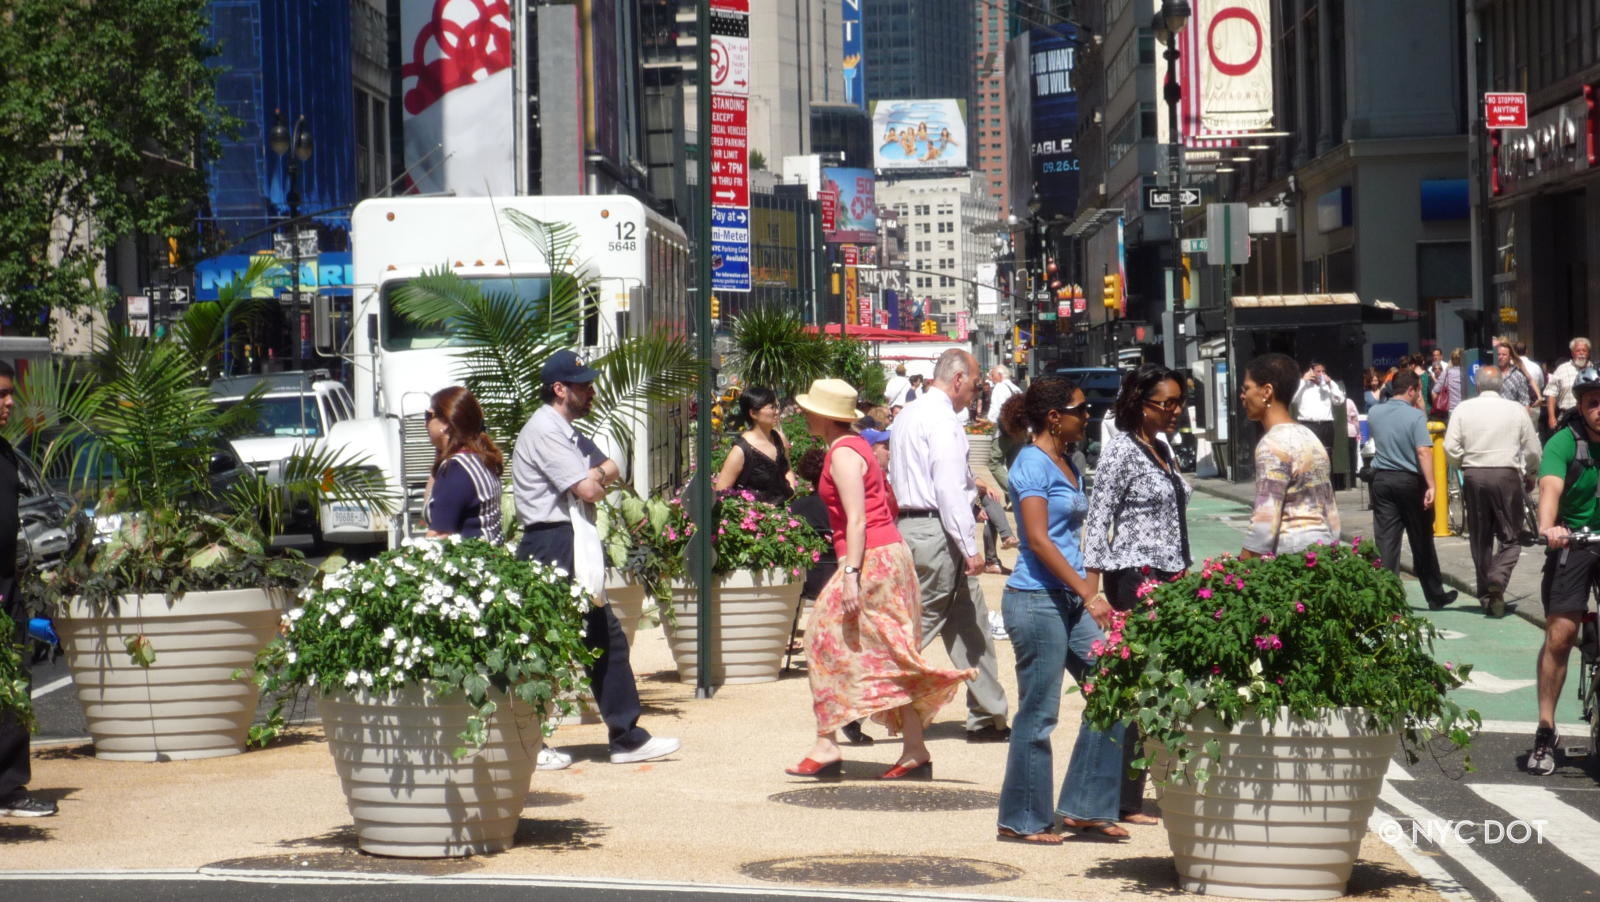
[
  {"left": 725, "top": 304, "right": 830, "bottom": 399},
  {"left": 0, "top": 0, "right": 229, "bottom": 333}
]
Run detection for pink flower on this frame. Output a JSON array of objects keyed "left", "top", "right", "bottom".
[
  {"left": 1135, "top": 579, "right": 1160, "bottom": 599},
  {"left": 666, "top": 527, "right": 678, "bottom": 541},
  {"left": 1107, "top": 631, "right": 1123, "bottom": 645},
  {"left": 1213, "top": 608, "right": 1224, "bottom": 620},
  {"left": 1210, "top": 665, "right": 1222, "bottom": 675},
  {"left": 1146, "top": 611, "right": 1157, "bottom": 621},
  {"left": 1294, "top": 602, "right": 1306, "bottom": 613},
  {"left": 1305, "top": 552, "right": 1319, "bottom": 567},
  {"left": 1259, "top": 615, "right": 1270, "bottom": 624},
  {"left": 1391, "top": 613, "right": 1403, "bottom": 622},
  {"left": 1119, "top": 646, "right": 1130, "bottom": 659},
  {"left": 1444, "top": 662, "right": 1454, "bottom": 671},
  {"left": 1197, "top": 587, "right": 1214, "bottom": 600},
  {"left": 1082, "top": 682, "right": 1095, "bottom": 695},
  {"left": 792, "top": 568, "right": 802, "bottom": 578},
  {"left": 1275, "top": 677, "right": 1285, "bottom": 685},
  {"left": 718, "top": 527, "right": 726, "bottom": 535},
  {"left": 811, "top": 551, "right": 821, "bottom": 563},
  {"left": 1090, "top": 639, "right": 1106, "bottom": 657},
  {"left": 1253, "top": 634, "right": 1283, "bottom": 651},
  {"left": 787, "top": 519, "right": 800, "bottom": 528}
]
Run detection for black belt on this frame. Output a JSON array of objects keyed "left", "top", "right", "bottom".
[{"left": 898, "top": 509, "right": 940, "bottom": 518}]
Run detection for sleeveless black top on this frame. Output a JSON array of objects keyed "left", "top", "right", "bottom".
[{"left": 733, "top": 430, "right": 794, "bottom": 503}]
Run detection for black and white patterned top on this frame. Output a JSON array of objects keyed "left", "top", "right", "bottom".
[{"left": 1082, "top": 430, "right": 1192, "bottom": 573}]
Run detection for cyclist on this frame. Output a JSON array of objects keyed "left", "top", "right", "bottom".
[{"left": 1530, "top": 369, "right": 1600, "bottom": 774}]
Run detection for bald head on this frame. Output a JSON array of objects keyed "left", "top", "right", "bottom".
[
  {"left": 1475, "top": 365, "right": 1503, "bottom": 393},
  {"left": 932, "top": 349, "right": 979, "bottom": 411}
]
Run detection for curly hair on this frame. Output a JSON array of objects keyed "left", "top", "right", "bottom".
[
  {"left": 1244, "top": 353, "right": 1302, "bottom": 409},
  {"left": 796, "top": 447, "right": 827, "bottom": 485},
  {"left": 1000, "top": 376, "right": 1081, "bottom": 437},
  {"left": 429, "top": 386, "right": 504, "bottom": 477},
  {"left": 1112, "top": 363, "right": 1185, "bottom": 433}
]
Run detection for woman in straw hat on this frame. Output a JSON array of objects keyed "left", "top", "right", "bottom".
[{"left": 784, "top": 378, "right": 975, "bottom": 781}]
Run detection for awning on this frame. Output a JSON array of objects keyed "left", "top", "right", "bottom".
[{"left": 804, "top": 323, "right": 956, "bottom": 343}]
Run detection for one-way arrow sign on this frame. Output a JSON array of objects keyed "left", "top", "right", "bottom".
[{"left": 1145, "top": 186, "right": 1202, "bottom": 209}]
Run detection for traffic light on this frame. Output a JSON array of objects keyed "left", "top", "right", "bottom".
[
  {"left": 1102, "top": 273, "right": 1121, "bottom": 311},
  {"left": 167, "top": 236, "right": 180, "bottom": 267},
  {"left": 710, "top": 295, "right": 721, "bottom": 320},
  {"left": 1181, "top": 255, "right": 1192, "bottom": 302},
  {"left": 921, "top": 318, "right": 938, "bottom": 334}
]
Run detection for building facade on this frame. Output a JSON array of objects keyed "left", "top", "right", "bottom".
[
  {"left": 974, "top": 0, "right": 1011, "bottom": 209},
  {"left": 862, "top": 0, "right": 975, "bottom": 109},
  {"left": 877, "top": 174, "right": 999, "bottom": 325}
]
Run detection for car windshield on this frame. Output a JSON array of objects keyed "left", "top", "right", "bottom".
[
  {"left": 382, "top": 275, "right": 554, "bottom": 351},
  {"left": 219, "top": 396, "right": 324, "bottom": 438}
]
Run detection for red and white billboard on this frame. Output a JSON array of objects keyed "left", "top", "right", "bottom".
[
  {"left": 1485, "top": 93, "right": 1528, "bottom": 129},
  {"left": 399, "top": 0, "right": 515, "bottom": 195},
  {"left": 709, "top": 94, "right": 749, "bottom": 207},
  {"left": 1178, "top": 0, "right": 1275, "bottom": 148}
]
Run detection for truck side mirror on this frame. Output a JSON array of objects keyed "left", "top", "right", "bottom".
[{"left": 312, "top": 293, "right": 334, "bottom": 356}]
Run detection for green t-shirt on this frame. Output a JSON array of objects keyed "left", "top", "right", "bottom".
[{"left": 1539, "top": 426, "right": 1600, "bottom": 529}]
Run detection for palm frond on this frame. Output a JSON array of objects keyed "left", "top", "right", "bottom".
[
  {"left": 588, "top": 330, "right": 701, "bottom": 459},
  {"left": 725, "top": 305, "right": 829, "bottom": 398}
]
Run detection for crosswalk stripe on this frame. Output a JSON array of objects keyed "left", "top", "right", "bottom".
[
  {"left": 1379, "top": 781, "right": 1537, "bottom": 902},
  {"left": 1469, "top": 784, "right": 1600, "bottom": 880},
  {"left": 1473, "top": 719, "right": 1588, "bottom": 736},
  {"left": 29, "top": 675, "right": 71, "bottom": 699},
  {"left": 1368, "top": 809, "right": 1475, "bottom": 902}
]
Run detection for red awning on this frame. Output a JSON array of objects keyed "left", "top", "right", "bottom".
[{"left": 803, "top": 323, "right": 955, "bottom": 343}]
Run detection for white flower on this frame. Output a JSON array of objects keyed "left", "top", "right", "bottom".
[
  {"left": 360, "top": 671, "right": 374, "bottom": 688},
  {"left": 473, "top": 625, "right": 488, "bottom": 638},
  {"left": 480, "top": 589, "right": 494, "bottom": 604},
  {"left": 516, "top": 633, "right": 530, "bottom": 644},
  {"left": 288, "top": 607, "right": 307, "bottom": 621},
  {"left": 307, "top": 673, "right": 317, "bottom": 687},
  {"left": 380, "top": 627, "right": 397, "bottom": 647},
  {"left": 344, "top": 670, "right": 359, "bottom": 686},
  {"left": 423, "top": 645, "right": 436, "bottom": 657},
  {"left": 286, "top": 650, "right": 297, "bottom": 664},
  {"left": 379, "top": 666, "right": 391, "bottom": 677},
  {"left": 384, "top": 573, "right": 397, "bottom": 588},
  {"left": 339, "top": 613, "right": 357, "bottom": 629}
]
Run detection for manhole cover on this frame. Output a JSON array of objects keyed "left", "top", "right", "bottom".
[
  {"left": 769, "top": 784, "right": 998, "bottom": 811},
  {"left": 741, "top": 854, "right": 1022, "bottom": 888},
  {"left": 204, "top": 851, "right": 482, "bottom": 876}
]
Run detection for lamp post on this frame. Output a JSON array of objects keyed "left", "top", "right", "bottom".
[
  {"left": 269, "top": 109, "right": 314, "bottom": 370},
  {"left": 1153, "top": 1, "right": 1191, "bottom": 369}
]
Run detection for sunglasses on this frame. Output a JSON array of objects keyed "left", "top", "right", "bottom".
[
  {"left": 424, "top": 410, "right": 437, "bottom": 423},
  {"left": 1054, "top": 402, "right": 1089, "bottom": 417},
  {"left": 1144, "top": 398, "right": 1183, "bottom": 412}
]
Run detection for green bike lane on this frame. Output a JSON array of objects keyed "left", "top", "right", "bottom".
[{"left": 1184, "top": 493, "right": 1583, "bottom": 730}]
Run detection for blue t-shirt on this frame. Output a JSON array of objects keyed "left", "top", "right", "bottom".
[
  {"left": 1005, "top": 444, "right": 1088, "bottom": 592},
  {"left": 1368, "top": 398, "right": 1431, "bottom": 475}
]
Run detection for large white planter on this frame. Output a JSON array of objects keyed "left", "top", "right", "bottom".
[
  {"left": 604, "top": 575, "right": 648, "bottom": 647},
  {"left": 665, "top": 569, "right": 803, "bottom": 684},
  {"left": 321, "top": 685, "right": 542, "bottom": 858},
  {"left": 1151, "top": 707, "right": 1399, "bottom": 901},
  {"left": 59, "top": 588, "right": 287, "bottom": 762},
  {"left": 967, "top": 433, "right": 994, "bottom": 479}
]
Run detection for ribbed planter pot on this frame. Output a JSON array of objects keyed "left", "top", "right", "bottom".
[
  {"left": 665, "top": 569, "right": 803, "bottom": 684},
  {"left": 604, "top": 576, "right": 648, "bottom": 647},
  {"left": 1150, "top": 707, "right": 1398, "bottom": 901},
  {"left": 59, "top": 588, "right": 288, "bottom": 762},
  {"left": 966, "top": 433, "right": 994, "bottom": 477},
  {"left": 321, "top": 684, "right": 542, "bottom": 858}
]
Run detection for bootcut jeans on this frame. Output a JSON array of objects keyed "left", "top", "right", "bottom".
[{"left": 996, "top": 586, "right": 1128, "bottom": 836}]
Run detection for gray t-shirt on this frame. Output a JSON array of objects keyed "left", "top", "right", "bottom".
[
  {"left": 1367, "top": 398, "right": 1431, "bottom": 475},
  {"left": 512, "top": 404, "right": 605, "bottom": 526}
]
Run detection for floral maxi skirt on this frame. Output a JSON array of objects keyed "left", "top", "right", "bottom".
[{"left": 805, "top": 542, "right": 975, "bottom": 735}]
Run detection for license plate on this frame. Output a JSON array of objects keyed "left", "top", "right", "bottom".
[{"left": 330, "top": 505, "right": 368, "bottom": 528}]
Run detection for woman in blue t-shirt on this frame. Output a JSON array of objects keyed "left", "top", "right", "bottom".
[
  {"left": 422, "top": 386, "right": 504, "bottom": 544},
  {"left": 994, "top": 376, "right": 1129, "bottom": 844}
]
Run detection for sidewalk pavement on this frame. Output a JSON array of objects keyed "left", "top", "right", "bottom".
[
  {"left": 5, "top": 557, "right": 1441, "bottom": 901},
  {"left": 1190, "top": 477, "right": 1549, "bottom": 630}
]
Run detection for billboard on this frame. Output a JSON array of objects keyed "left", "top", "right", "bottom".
[
  {"left": 871, "top": 99, "right": 968, "bottom": 171},
  {"left": 842, "top": 0, "right": 864, "bottom": 109},
  {"left": 821, "top": 167, "right": 877, "bottom": 244},
  {"left": 1030, "top": 24, "right": 1079, "bottom": 216},
  {"left": 1179, "top": 0, "right": 1275, "bottom": 144},
  {"left": 400, "top": 0, "right": 514, "bottom": 195}
]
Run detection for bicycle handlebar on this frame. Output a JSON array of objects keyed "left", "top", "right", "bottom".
[{"left": 1534, "top": 528, "right": 1600, "bottom": 546}]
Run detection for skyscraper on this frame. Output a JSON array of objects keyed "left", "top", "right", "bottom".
[
  {"left": 861, "top": 0, "right": 974, "bottom": 110},
  {"left": 973, "top": 0, "right": 1009, "bottom": 209}
]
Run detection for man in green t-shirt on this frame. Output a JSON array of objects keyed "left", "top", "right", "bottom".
[{"left": 1531, "top": 371, "right": 1600, "bottom": 776}]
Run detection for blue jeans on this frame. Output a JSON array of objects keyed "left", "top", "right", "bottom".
[{"left": 997, "top": 586, "right": 1128, "bottom": 835}]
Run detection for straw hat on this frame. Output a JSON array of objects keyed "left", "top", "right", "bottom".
[{"left": 794, "top": 378, "right": 864, "bottom": 422}]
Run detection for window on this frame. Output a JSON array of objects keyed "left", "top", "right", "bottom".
[
  {"left": 919, "top": 223, "right": 930, "bottom": 234},
  {"left": 940, "top": 276, "right": 954, "bottom": 287}
]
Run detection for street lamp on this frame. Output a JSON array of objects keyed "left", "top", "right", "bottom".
[
  {"left": 269, "top": 108, "right": 314, "bottom": 369},
  {"left": 1153, "top": 1, "right": 1191, "bottom": 369}
]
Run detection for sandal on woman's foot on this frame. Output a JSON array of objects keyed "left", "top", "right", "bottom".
[
  {"left": 1120, "top": 811, "right": 1160, "bottom": 826},
  {"left": 1059, "top": 817, "right": 1131, "bottom": 841},
  {"left": 997, "top": 827, "right": 1063, "bottom": 845}
]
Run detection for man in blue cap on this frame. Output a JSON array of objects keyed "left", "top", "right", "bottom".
[{"left": 512, "top": 349, "right": 680, "bottom": 767}]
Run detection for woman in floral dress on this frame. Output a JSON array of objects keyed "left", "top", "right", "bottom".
[{"left": 784, "top": 378, "right": 973, "bottom": 780}]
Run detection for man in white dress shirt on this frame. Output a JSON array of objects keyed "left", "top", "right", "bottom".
[
  {"left": 986, "top": 365, "right": 1021, "bottom": 423},
  {"left": 1291, "top": 360, "right": 1346, "bottom": 471},
  {"left": 884, "top": 364, "right": 911, "bottom": 408},
  {"left": 889, "top": 349, "right": 1010, "bottom": 741}
]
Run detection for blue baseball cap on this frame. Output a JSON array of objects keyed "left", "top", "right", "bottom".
[
  {"left": 542, "top": 349, "right": 598, "bottom": 386},
  {"left": 860, "top": 428, "right": 892, "bottom": 446}
]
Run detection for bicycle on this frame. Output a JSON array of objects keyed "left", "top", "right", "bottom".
[{"left": 1533, "top": 528, "right": 1600, "bottom": 766}]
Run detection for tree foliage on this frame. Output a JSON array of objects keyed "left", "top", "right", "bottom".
[{"left": 0, "top": 0, "right": 229, "bottom": 333}]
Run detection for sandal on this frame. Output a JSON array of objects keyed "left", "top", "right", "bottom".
[
  {"left": 997, "top": 827, "right": 1062, "bottom": 845},
  {"left": 1121, "top": 811, "right": 1161, "bottom": 826},
  {"left": 1059, "top": 817, "right": 1131, "bottom": 841}
]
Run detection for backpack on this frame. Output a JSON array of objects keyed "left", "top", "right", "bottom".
[{"left": 1562, "top": 417, "right": 1600, "bottom": 500}]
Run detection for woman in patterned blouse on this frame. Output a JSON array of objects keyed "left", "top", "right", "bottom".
[
  {"left": 1082, "top": 363, "right": 1192, "bottom": 826},
  {"left": 1239, "top": 353, "right": 1341, "bottom": 557}
]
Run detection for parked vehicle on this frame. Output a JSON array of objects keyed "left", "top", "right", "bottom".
[{"left": 15, "top": 448, "right": 88, "bottom": 571}]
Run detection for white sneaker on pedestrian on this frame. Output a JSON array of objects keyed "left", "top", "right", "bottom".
[
  {"left": 988, "top": 609, "right": 1009, "bottom": 641},
  {"left": 609, "top": 735, "right": 681, "bottom": 764},
  {"left": 536, "top": 746, "right": 573, "bottom": 771}
]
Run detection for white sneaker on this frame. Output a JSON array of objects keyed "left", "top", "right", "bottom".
[
  {"left": 536, "top": 746, "right": 573, "bottom": 771},
  {"left": 609, "top": 735, "right": 681, "bottom": 764},
  {"left": 988, "top": 610, "right": 1009, "bottom": 641}
]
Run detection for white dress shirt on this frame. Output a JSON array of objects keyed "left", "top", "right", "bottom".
[
  {"left": 884, "top": 374, "right": 911, "bottom": 407},
  {"left": 888, "top": 387, "right": 979, "bottom": 557},
  {"left": 1443, "top": 390, "right": 1542, "bottom": 475},
  {"left": 986, "top": 378, "right": 1020, "bottom": 423},
  {"left": 1291, "top": 377, "right": 1347, "bottom": 422}
]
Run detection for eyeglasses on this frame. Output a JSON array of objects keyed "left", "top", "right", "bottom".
[
  {"left": 1144, "top": 398, "right": 1183, "bottom": 412},
  {"left": 424, "top": 410, "right": 437, "bottom": 423},
  {"left": 1055, "top": 402, "right": 1089, "bottom": 417}
]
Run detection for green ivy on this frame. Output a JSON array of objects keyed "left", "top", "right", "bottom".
[
  {"left": 1081, "top": 538, "right": 1482, "bottom": 784},
  {"left": 0, "top": 631, "right": 34, "bottom": 733},
  {"left": 248, "top": 537, "right": 597, "bottom": 757}
]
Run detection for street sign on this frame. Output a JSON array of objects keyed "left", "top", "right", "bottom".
[
  {"left": 710, "top": 206, "right": 751, "bottom": 293},
  {"left": 709, "top": 0, "right": 747, "bottom": 11},
  {"left": 1145, "top": 186, "right": 1202, "bottom": 209},
  {"left": 1181, "top": 237, "right": 1209, "bottom": 253},
  {"left": 709, "top": 19, "right": 749, "bottom": 96},
  {"left": 1484, "top": 92, "right": 1528, "bottom": 129},
  {"left": 709, "top": 94, "right": 749, "bottom": 207},
  {"left": 1205, "top": 203, "right": 1251, "bottom": 265},
  {"left": 819, "top": 189, "right": 838, "bottom": 234}
]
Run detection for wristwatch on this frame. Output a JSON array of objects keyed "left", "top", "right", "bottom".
[{"left": 843, "top": 565, "right": 862, "bottom": 575}]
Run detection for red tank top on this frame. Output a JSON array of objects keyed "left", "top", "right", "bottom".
[{"left": 819, "top": 435, "right": 902, "bottom": 559}]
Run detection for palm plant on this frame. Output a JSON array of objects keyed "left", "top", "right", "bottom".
[
  {"left": 388, "top": 210, "right": 701, "bottom": 474},
  {"left": 724, "top": 304, "right": 829, "bottom": 400}
]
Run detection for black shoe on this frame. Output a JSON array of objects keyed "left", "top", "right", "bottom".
[
  {"left": 841, "top": 721, "right": 874, "bottom": 745},
  {"left": 0, "top": 792, "right": 57, "bottom": 818},
  {"left": 1427, "top": 590, "right": 1458, "bottom": 610},
  {"left": 966, "top": 724, "right": 1012, "bottom": 743}
]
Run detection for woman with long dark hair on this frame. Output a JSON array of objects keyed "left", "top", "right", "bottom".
[
  {"left": 714, "top": 386, "right": 796, "bottom": 503},
  {"left": 995, "top": 376, "right": 1130, "bottom": 843},
  {"left": 422, "top": 385, "right": 504, "bottom": 543}
]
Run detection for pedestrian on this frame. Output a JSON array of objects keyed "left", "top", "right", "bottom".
[
  {"left": 713, "top": 386, "right": 796, "bottom": 503},
  {"left": 1542, "top": 337, "right": 1596, "bottom": 435},
  {"left": 1496, "top": 340, "right": 1540, "bottom": 410},
  {"left": 994, "top": 376, "right": 1130, "bottom": 844},
  {"left": 1368, "top": 368, "right": 1457, "bottom": 609},
  {"left": 1432, "top": 348, "right": 1464, "bottom": 419},
  {"left": 1443, "top": 366, "right": 1541, "bottom": 617},
  {"left": 1530, "top": 369, "right": 1600, "bottom": 775},
  {"left": 1290, "top": 360, "right": 1345, "bottom": 466},
  {"left": 1516, "top": 340, "right": 1546, "bottom": 393},
  {"left": 884, "top": 364, "right": 911, "bottom": 408},
  {"left": 903, "top": 373, "right": 925, "bottom": 404},
  {"left": 785, "top": 379, "right": 973, "bottom": 780},
  {"left": 1082, "top": 363, "right": 1191, "bottom": 826},
  {"left": 888, "top": 348, "right": 1011, "bottom": 742},
  {"left": 421, "top": 386, "right": 505, "bottom": 543},
  {"left": 1362, "top": 367, "right": 1383, "bottom": 412},
  {"left": 512, "top": 349, "right": 681, "bottom": 766},
  {"left": 0, "top": 361, "right": 54, "bottom": 818},
  {"left": 1239, "top": 353, "right": 1341, "bottom": 556},
  {"left": 986, "top": 365, "right": 1021, "bottom": 424}
]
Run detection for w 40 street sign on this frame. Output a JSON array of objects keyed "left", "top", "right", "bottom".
[{"left": 1145, "top": 186, "right": 1201, "bottom": 209}]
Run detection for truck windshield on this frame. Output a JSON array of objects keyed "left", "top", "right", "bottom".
[
  {"left": 382, "top": 275, "right": 554, "bottom": 351},
  {"left": 217, "top": 396, "right": 324, "bottom": 438}
]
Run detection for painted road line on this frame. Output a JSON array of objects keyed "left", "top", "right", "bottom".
[
  {"left": 30, "top": 675, "right": 71, "bottom": 699},
  {"left": 1386, "top": 760, "right": 1414, "bottom": 781},
  {"left": 1379, "top": 781, "right": 1537, "bottom": 902},
  {"left": 1368, "top": 809, "right": 1474, "bottom": 902},
  {"left": 1469, "top": 784, "right": 1600, "bottom": 880},
  {"left": 1474, "top": 720, "right": 1588, "bottom": 736},
  {"left": 1463, "top": 671, "right": 1538, "bottom": 693}
]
